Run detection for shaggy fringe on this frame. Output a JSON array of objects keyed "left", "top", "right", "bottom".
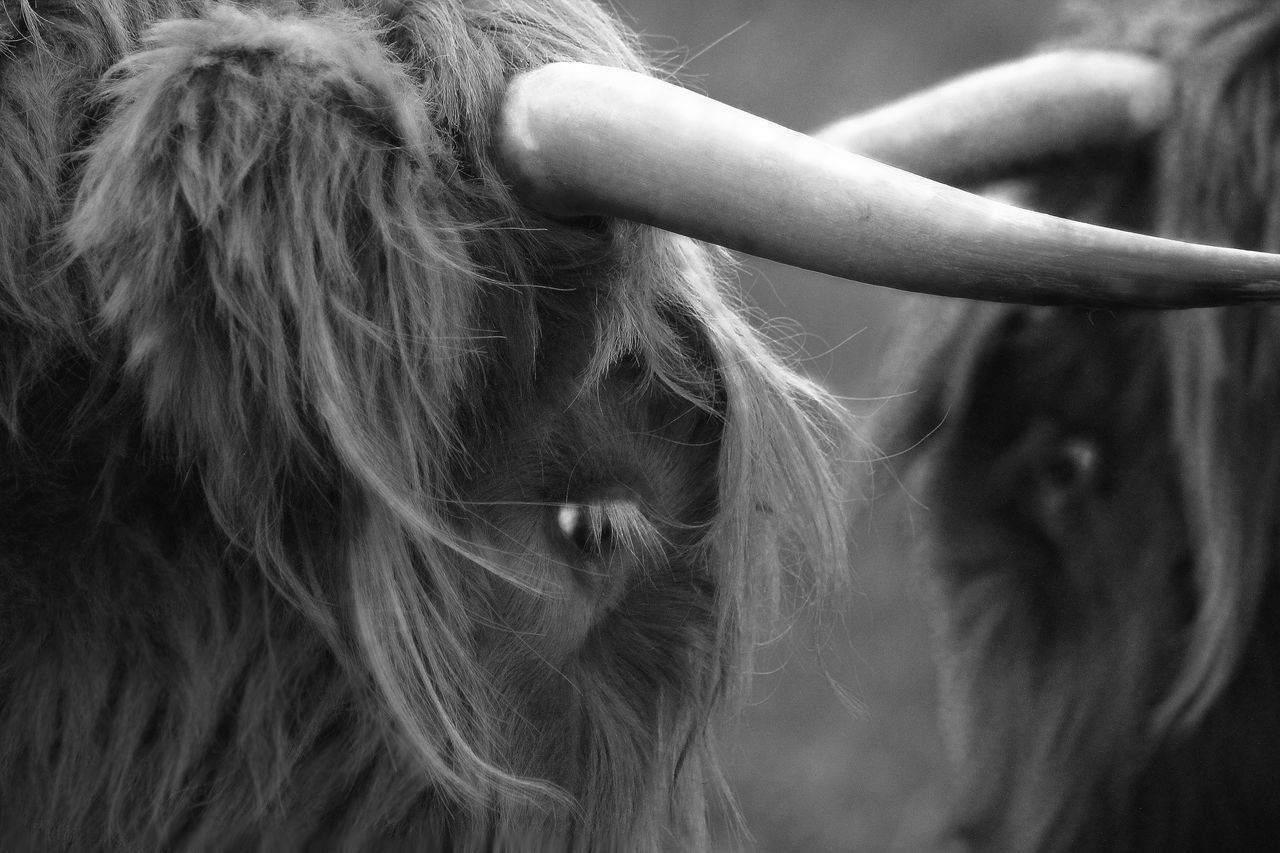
[{"left": 1, "top": 0, "right": 857, "bottom": 849}]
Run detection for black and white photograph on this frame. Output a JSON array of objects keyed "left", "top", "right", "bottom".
[{"left": 3, "top": 0, "right": 1278, "bottom": 850}]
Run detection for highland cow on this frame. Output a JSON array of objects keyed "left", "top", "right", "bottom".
[
  {"left": 818, "top": 1, "right": 1280, "bottom": 850},
  {"left": 5, "top": 0, "right": 1280, "bottom": 850}
]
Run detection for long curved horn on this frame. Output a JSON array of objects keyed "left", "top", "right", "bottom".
[
  {"left": 495, "top": 62, "right": 1280, "bottom": 308},
  {"left": 813, "top": 51, "right": 1173, "bottom": 186}
]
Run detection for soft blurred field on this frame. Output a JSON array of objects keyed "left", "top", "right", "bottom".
[{"left": 609, "top": 2, "right": 1061, "bottom": 850}]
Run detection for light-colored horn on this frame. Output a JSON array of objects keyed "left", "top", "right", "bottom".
[
  {"left": 814, "top": 50, "right": 1173, "bottom": 186},
  {"left": 495, "top": 62, "right": 1280, "bottom": 307}
]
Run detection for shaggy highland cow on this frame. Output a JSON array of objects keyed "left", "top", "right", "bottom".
[
  {"left": 6, "top": 0, "right": 1280, "bottom": 850},
  {"left": 820, "top": 1, "right": 1280, "bottom": 850}
]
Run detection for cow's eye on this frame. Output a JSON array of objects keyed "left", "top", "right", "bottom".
[
  {"left": 1042, "top": 437, "right": 1100, "bottom": 495},
  {"left": 555, "top": 502, "right": 616, "bottom": 558},
  {"left": 553, "top": 497, "right": 660, "bottom": 564}
]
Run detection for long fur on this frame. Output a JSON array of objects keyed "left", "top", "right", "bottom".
[
  {"left": 0, "top": 1, "right": 856, "bottom": 849},
  {"left": 886, "top": 1, "right": 1280, "bottom": 850}
]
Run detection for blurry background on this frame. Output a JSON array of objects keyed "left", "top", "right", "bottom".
[{"left": 607, "top": 2, "right": 1061, "bottom": 850}]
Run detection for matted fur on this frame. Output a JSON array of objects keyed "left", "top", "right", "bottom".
[
  {"left": 886, "top": 1, "right": 1280, "bottom": 850},
  {"left": 0, "top": 1, "right": 855, "bottom": 849}
]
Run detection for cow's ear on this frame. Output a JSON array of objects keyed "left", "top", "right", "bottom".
[{"left": 69, "top": 7, "right": 473, "bottom": 501}]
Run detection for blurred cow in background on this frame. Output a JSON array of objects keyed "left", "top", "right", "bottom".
[
  {"left": 819, "top": 0, "right": 1280, "bottom": 850},
  {"left": 5, "top": 0, "right": 1280, "bottom": 849}
]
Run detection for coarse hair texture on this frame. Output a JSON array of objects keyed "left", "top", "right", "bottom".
[
  {"left": 0, "top": 1, "right": 857, "bottom": 849},
  {"left": 882, "top": 1, "right": 1280, "bottom": 850}
]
